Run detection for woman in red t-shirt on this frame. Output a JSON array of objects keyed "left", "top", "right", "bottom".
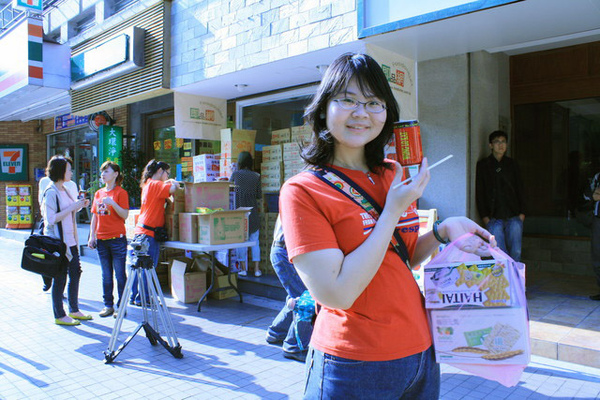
[
  {"left": 88, "top": 161, "right": 129, "bottom": 318},
  {"left": 129, "top": 160, "right": 179, "bottom": 306},
  {"left": 279, "top": 53, "right": 496, "bottom": 399}
]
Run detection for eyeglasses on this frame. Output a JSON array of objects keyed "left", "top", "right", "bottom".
[
  {"left": 492, "top": 139, "right": 507, "bottom": 145},
  {"left": 332, "top": 98, "right": 387, "bottom": 114}
]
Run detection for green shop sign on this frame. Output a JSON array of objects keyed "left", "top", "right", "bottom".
[
  {"left": 0, "top": 144, "right": 28, "bottom": 182},
  {"left": 99, "top": 125, "right": 123, "bottom": 167}
]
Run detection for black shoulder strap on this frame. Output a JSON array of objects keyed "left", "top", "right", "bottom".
[{"left": 308, "top": 166, "right": 411, "bottom": 268}]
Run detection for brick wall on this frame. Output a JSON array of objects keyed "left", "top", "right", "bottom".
[
  {"left": 0, "top": 105, "right": 129, "bottom": 228},
  {"left": 170, "top": 0, "right": 357, "bottom": 87},
  {"left": 0, "top": 120, "right": 47, "bottom": 228}
]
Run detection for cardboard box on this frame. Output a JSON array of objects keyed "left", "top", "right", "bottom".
[
  {"left": 165, "top": 189, "right": 186, "bottom": 215},
  {"left": 283, "top": 142, "right": 301, "bottom": 161},
  {"left": 171, "top": 259, "right": 207, "bottom": 303},
  {"left": 207, "top": 273, "right": 238, "bottom": 300},
  {"left": 184, "top": 182, "right": 231, "bottom": 213},
  {"left": 193, "top": 154, "right": 220, "bottom": 182},
  {"left": 430, "top": 307, "right": 530, "bottom": 365},
  {"left": 125, "top": 210, "right": 141, "bottom": 239},
  {"left": 261, "top": 178, "right": 281, "bottom": 192},
  {"left": 271, "top": 128, "right": 291, "bottom": 144},
  {"left": 220, "top": 128, "right": 256, "bottom": 159},
  {"left": 291, "top": 125, "right": 312, "bottom": 143},
  {"left": 179, "top": 213, "right": 200, "bottom": 243},
  {"left": 197, "top": 207, "right": 251, "bottom": 245},
  {"left": 424, "top": 260, "right": 514, "bottom": 309},
  {"left": 165, "top": 214, "right": 179, "bottom": 241},
  {"left": 262, "top": 144, "right": 283, "bottom": 162}
]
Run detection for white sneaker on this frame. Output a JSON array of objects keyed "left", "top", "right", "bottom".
[
  {"left": 238, "top": 270, "right": 247, "bottom": 276},
  {"left": 254, "top": 270, "right": 262, "bottom": 277}
]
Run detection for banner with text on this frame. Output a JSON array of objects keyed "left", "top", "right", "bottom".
[
  {"left": 366, "top": 44, "right": 417, "bottom": 121},
  {"left": 174, "top": 92, "right": 226, "bottom": 140}
]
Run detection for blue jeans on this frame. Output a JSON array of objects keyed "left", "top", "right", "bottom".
[
  {"left": 129, "top": 235, "right": 160, "bottom": 303},
  {"left": 303, "top": 346, "right": 440, "bottom": 399},
  {"left": 487, "top": 216, "right": 523, "bottom": 261},
  {"left": 236, "top": 230, "right": 260, "bottom": 262},
  {"left": 52, "top": 246, "right": 82, "bottom": 319},
  {"left": 267, "top": 244, "right": 313, "bottom": 354},
  {"left": 96, "top": 236, "right": 128, "bottom": 308}
]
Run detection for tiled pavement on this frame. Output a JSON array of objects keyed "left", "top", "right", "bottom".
[{"left": 1, "top": 235, "right": 600, "bottom": 399}]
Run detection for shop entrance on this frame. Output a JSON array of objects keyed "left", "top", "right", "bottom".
[{"left": 48, "top": 128, "right": 98, "bottom": 222}]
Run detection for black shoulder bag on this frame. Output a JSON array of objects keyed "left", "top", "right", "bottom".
[
  {"left": 21, "top": 189, "right": 67, "bottom": 278},
  {"left": 140, "top": 223, "right": 169, "bottom": 242},
  {"left": 308, "top": 166, "right": 412, "bottom": 270}
]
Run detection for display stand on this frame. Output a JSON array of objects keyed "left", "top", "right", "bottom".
[{"left": 161, "top": 240, "right": 258, "bottom": 311}]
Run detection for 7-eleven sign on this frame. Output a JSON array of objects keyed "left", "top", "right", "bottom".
[
  {"left": 0, "top": 145, "right": 28, "bottom": 181},
  {"left": 12, "top": 0, "right": 43, "bottom": 13}
]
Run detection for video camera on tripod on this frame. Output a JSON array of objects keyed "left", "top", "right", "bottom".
[{"left": 127, "top": 235, "right": 153, "bottom": 269}]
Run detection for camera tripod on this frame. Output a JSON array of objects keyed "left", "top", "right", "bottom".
[{"left": 104, "top": 237, "right": 183, "bottom": 363}]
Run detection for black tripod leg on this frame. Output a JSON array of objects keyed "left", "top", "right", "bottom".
[{"left": 141, "top": 323, "right": 184, "bottom": 359}]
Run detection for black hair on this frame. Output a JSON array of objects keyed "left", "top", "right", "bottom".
[
  {"left": 237, "top": 151, "right": 253, "bottom": 170},
  {"left": 100, "top": 161, "right": 124, "bottom": 186},
  {"left": 46, "top": 155, "right": 74, "bottom": 182},
  {"left": 302, "top": 53, "right": 400, "bottom": 172},
  {"left": 489, "top": 130, "right": 508, "bottom": 144},
  {"left": 140, "top": 159, "right": 170, "bottom": 187}
]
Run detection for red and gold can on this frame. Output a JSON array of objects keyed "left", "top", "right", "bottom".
[{"left": 393, "top": 120, "right": 423, "bottom": 166}]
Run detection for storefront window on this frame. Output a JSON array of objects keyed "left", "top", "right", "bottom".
[
  {"left": 514, "top": 97, "right": 600, "bottom": 237},
  {"left": 152, "top": 127, "right": 220, "bottom": 182},
  {"left": 48, "top": 128, "right": 98, "bottom": 191},
  {"left": 237, "top": 86, "right": 316, "bottom": 146}
]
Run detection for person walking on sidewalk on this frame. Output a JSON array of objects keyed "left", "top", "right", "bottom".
[
  {"left": 230, "top": 151, "right": 262, "bottom": 277},
  {"left": 279, "top": 53, "right": 495, "bottom": 399},
  {"left": 41, "top": 155, "right": 92, "bottom": 326},
  {"left": 129, "top": 160, "right": 179, "bottom": 306},
  {"left": 584, "top": 171, "right": 600, "bottom": 301},
  {"left": 88, "top": 161, "right": 130, "bottom": 317},
  {"left": 38, "top": 160, "right": 79, "bottom": 293},
  {"left": 476, "top": 130, "right": 526, "bottom": 261},
  {"left": 265, "top": 216, "right": 313, "bottom": 362}
]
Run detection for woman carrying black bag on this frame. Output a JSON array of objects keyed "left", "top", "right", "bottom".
[{"left": 42, "top": 156, "right": 91, "bottom": 326}]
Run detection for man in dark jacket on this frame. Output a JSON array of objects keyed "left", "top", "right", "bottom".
[{"left": 476, "top": 131, "right": 526, "bottom": 261}]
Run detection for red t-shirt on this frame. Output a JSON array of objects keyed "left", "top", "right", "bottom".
[
  {"left": 279, "top": 163, "right": 432, "bottom": 362},
  {"left": 135, "top": 180, "right": 172, "bottom": 237},
  {"left": 91, "top": 186, "right": 129, "bottom": 240}
]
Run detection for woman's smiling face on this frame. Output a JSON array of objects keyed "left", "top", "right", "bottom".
[{"left": 326, "top": 78, "right": 387, "bottom": 152}]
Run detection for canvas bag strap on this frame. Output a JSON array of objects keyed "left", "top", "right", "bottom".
[
  {"left": 307, "top": 166, "right": 411, "bottom": 268},
  {"left": 37, "top": 186, "right": 64, "bottom": 242}
]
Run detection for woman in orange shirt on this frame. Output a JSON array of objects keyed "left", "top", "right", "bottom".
[
  {"left": 88, "top": 161, "right": 129, "bottom": 318},
  {"left": 279, "top": 53, "right": 495, "bottom": 399},
  {"left": 129, "top": 160, "right": 179, "bottom": 306}
]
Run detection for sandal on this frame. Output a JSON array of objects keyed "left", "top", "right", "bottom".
[
  {"left": 55, "top": 317, "right": 80, "bottom": 326},
  {"left": 69, "top": 311, "right": 93, "bottom": 321}
]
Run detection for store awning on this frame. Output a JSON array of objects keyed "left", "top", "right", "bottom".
[{"left": 0, "top": 16, "right": 70, "bottom": 122}]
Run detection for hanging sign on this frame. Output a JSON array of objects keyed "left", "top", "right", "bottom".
[
  {"left": 12, "top": 0, "right": 43, "bottom": 13},
  {"left": 98, "top": 126, "right": 123, "bottom": 167},
  {"left": 174, "top": 92, "right": 226, "bottom": 140},
  {"left": 0, "top": 144, "right": 28, "bottom": 181},
  {"left": 366, "top": 44, "right": 417, "bottom": 121}
]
